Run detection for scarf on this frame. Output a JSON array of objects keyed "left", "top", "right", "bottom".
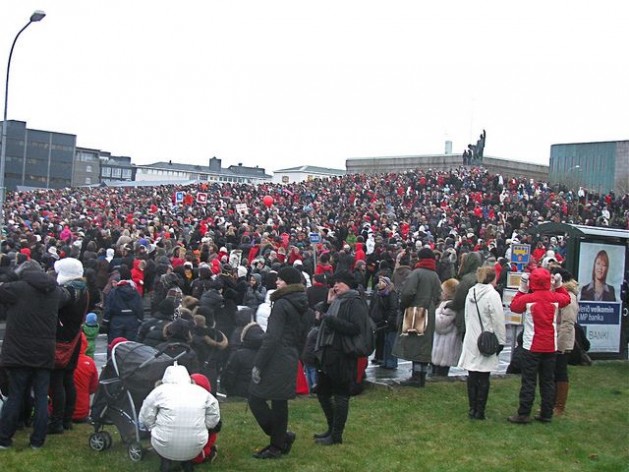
[
  {"left": 314, "top": 290, "right": 357, "bottom": 353},
  {"left": 415, "top": 258, "right": 436, "bottom": 271}
]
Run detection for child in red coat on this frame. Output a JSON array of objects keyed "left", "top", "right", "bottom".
[
  {"left": 72, "top": 333, "right": 99, "bottom": 422},
  {"left": 190, "top": 374, "right": 220, "bottom": 464}
]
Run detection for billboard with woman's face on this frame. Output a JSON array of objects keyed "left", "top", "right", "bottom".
[{"left": 577, "top": 242, "right": 625, "bottom": 353}]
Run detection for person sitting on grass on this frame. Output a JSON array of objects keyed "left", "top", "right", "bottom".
[{"left": 139, "top": 363, "right": 220, "bottom": 472}]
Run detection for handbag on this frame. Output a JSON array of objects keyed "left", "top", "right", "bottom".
[
  {"left": 473, "top": 289, "right": 500, "bottom": 356},
  {"left": 54, "top": 332, "right": 82, "bottom": 369},
  {"left": 401, "top": 306, "right": 427, "bottom": 336}
]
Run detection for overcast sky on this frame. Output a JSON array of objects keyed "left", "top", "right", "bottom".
[{"left": 2, "top": 1, "right": 627, "bottom": 173}]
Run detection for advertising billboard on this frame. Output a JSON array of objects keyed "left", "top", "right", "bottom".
[{"left": 577, "top": 242, "right": 625, "bottom": 353}]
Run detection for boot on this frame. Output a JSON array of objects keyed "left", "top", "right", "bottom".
[
  {"left": 316, "top": 395, "right": 349, "bottom": 445},
  {"left": 398, "top": 372, "right": 422, "bottom": 387},
  {"left": 474, "top": 376, "right": 490, "bottom": 420},
  {"left": 467, "top": 375, "right": 478, "bottom": 419},
  {"left": 554, "top": 381, "right": 569, "bottom": 416},
  {"left": 314, "top": 395, "right": 334, "bottom": 439}
]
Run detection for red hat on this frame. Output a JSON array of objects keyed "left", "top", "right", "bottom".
[
  {"left": 191, "top": 373, "right": 212, "bottom": 393},
  {"left": 108, "top": 337, "right": 128, "bottom": 351}
]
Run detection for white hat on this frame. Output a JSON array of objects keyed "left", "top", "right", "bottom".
[
  {"left": 48, "top": 246, "right": 60, "bottom": 260},
  {"left": 237, "top": 266, "right": 248, "bottom": 278},
  {"left": 105, "top": 248, "right": 115, "bottom": 262},
  {"left": 54, "top": 257, "right": 84, "bottom": 285}
]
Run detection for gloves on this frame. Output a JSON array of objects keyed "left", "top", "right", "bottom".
[
  {"left": 518, "top": 272, "right": 530, "bottom": 294},
  {"left": 552, "top": 273, "right": 563, "bottom": 290},
  {"left": 251, "top": 366, "right": 261, "bottom": 384}
]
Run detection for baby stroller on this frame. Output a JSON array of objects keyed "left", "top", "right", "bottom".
[{"left": 89, "top": 341, "right": 186, "bottom": 461}]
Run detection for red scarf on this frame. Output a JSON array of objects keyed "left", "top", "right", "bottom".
[{"left": 415, "top": 259, "right": 436, "bottom": 271}]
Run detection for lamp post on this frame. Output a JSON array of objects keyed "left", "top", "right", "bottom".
[{"left": 0, "top": 10, "right": 46, "bottom": 239}]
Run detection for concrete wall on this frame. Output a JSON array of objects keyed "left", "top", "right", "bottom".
[{"left": 346, "top": 154, "right": 549, "bottom": 182}]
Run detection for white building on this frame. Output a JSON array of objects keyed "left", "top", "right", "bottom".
[{"left": 272, "top": 165, "right": 346, "bottom": 184}]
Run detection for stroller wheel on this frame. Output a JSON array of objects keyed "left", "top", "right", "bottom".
[
  {"left": 89, "top": 432, "right": 107, "bottom": 451},
  {"left": 102, "top": 431, "right": 113, "bottom": 450},
  {"left": 128, "top": 441, "right": 144, "bottom": 462}
]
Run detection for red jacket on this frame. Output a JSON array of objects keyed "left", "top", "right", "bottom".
[
  {"left": 510, "top": 268, "right": 571, "bottom": 353},
  {"left": 73, "top": 334, "right": 99, "bottom": 420}
]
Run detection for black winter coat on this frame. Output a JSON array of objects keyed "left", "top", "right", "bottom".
[
  {"left": 221, "top": 322, "right": 264, "bottom": 398},
  {"left": 0, "top": 269, "right": 64, "bottom": 369},
  {"left": 249, "top": 284, "right": 308, "bottom": 400},
  {"left": 57, "top": 279, "right": 90, "bottom": 371}
]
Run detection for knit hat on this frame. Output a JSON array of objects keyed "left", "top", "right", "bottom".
[
  {"left": 108, "top": 337, "right": 127, "bottom": 351},
  {"left": 190, "top": 373, "right": 212, "bottom": 393},
  {"left": 47, "top": 246, "right": 60, "bottom": 260},
  {"left": 85, "top": 312, "right": 98, "bottom": 326},
  {"left": 277, "top": 266, "right": 302, "bottom": 285},
  {"left": 105, "top": 248, "right": 115, "bottom": 262},
  {"left": 417, "top": 247, "right": 435, "bottom": 260},
  {"left": 54, "top": 257, "right": 84, "bottom": 285},
  {"left": 331, "top": 270, "right": 356, "bottom": 289},
  {"left": 237, "top": 265, "right": 248, "bottom": 279}
]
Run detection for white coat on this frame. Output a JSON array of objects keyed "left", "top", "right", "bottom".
[
  {"left": 431, "top": 300, "right": 463, "bottom": 367},
  {"left": 139, "top": 364, "right": 220, "bottom": 461},
  {"left": 458, "top": 283, "right": 506, "bottom": 373}
]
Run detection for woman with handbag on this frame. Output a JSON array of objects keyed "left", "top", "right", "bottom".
[
  {"left": 457, "top": 266, "right": 506, "bottom": 420},
  {"left": 49, "top": 257, "right": 90, "bottom": 434},
  {"left": 394, "top": 248, "right": 442, "bottom": 387}
]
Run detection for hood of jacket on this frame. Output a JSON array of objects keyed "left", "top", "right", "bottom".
[
  {"left": 235, "top": 306, "right": 255, "bottom": 327},
  {"left": 563, "top": 279, "right": 579, "bottom": 296},
  {"left": 270, "top": 284, "right": 308, "bottom": 313},
  {"left": 161, "top": 363, "right": 191, "bottom": 385},
  {"left": 529, "top": 268, "right": 551, "bottom": 291},
  {"left": 459, "top": 252, "right": 482, "bottom": 277},
  {"left": 241, "top": 321, "right": 265, "bottom": 349},
  {"left": 21, "top": 269, "right": 58, "bottom": 294},
  {"left": 469, "top": 282, "right": 496, "bottom": 303},
  {"left": 190, "top": 373, "right": 211, "bottom": 392},
  {"left": 114, "top": 280, "right": 139, "bottom": 300}
]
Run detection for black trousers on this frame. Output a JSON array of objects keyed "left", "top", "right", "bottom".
[
  {"left": 518, "top": 350, "right": 556, "bottom": 417},
  {"left": 49, "top": 368, "right": 76, "bottom": 427},
  {"left": 248, "top": 395, "right": 288, "bottom": 449},
  {"left": 554, "top": 352, "right": 569, "bottom": 382}
]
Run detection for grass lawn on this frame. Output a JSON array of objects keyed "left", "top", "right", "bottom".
[{"left": 1, "top": 361, "right": 627, "bottom": 472}]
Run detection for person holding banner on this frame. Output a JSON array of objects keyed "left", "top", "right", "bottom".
[{"left": 580, "top": 250, "right": 616, "bottom": 302}]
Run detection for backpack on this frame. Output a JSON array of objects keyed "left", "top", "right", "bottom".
[{"left": 341, "top": 298, "right": 376, "bottom": 357}]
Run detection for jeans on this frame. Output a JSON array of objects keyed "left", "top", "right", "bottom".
[
  {"left": 0, "top": 367, "right": 50, "bottom": 448},
  {"left": 383, "top": 331, "right": 398, "bottom": 368},
  {"left": 305, "top": 365, "right": 318, "bottom": 392}
]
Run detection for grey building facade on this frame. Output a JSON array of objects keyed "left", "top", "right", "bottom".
[
  {"left": 549, "top": 140, "right": 629, "bottom": 195},
  {"left": 1, "top": 120, "right": 75, "bottom": 190}
]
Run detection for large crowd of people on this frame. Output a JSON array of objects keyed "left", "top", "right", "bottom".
[{"left": 0, "top": 165, "right": 627, "bottom": 463}]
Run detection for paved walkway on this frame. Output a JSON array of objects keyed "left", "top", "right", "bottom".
[{"left": 0, "top": 321, "right": 518, "bottom": 388}]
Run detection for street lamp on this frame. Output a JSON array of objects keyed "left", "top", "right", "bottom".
[{"left": 0, "top": 10, "right": 46, "bottom": 239}]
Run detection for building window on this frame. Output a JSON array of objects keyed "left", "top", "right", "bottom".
[
  {"left": 112, "top": 168, "right": 122, "bottom": 178},
  {"left": 85, "top": 177, "right": 91, "bottom": 184},
  {"left": 122, "top": 169, "right": 132, "bottom": 179},
  {"left": 101, "top": 167, "right": 111, "bottom": 177},
  {"left": 86, "top": 165, "right": 92, "bottom": 173}
]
